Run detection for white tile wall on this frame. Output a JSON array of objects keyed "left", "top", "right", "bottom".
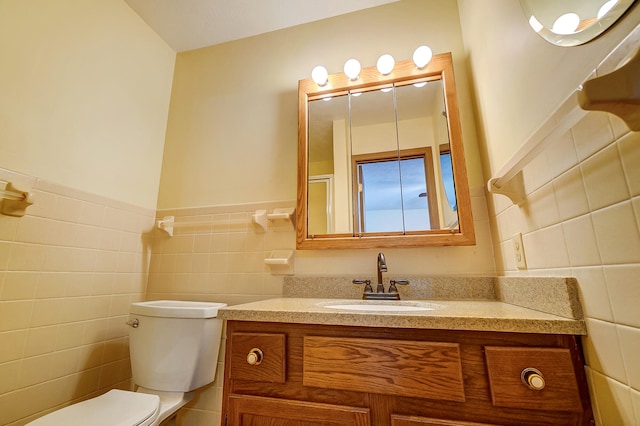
[
  {"left": 0, "top": 168, "right": 154, "bottom": 425},
  {"left": 489, "top": 112, "right": 640, "bottom": 424}
]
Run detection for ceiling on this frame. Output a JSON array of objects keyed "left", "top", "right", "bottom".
[{"left": 124, "top": 0, "right": 399, "bottom": 52}]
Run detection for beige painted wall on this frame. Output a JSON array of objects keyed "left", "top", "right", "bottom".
[
  {"left": 457, "top": 0, "right": 640, "bottom": 177},
  {"left": 0, "top": 0, "right": 175, "bottom": 209},
  {"left": 157, "top": 0, "right": 484, "bottom": 209},
  {"left": 458, "top": 1, "right": 640, "bottom": 423},
  {"left": 150, "top": 2, "right": 497, "bottom": 423}
]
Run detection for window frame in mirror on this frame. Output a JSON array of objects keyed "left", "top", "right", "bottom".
[{"left": 297, "top": 52, "right": 475, "bottom": 249}]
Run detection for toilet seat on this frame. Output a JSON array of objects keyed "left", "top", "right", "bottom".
[{"left": 27, "top": 389, "right": 160, "bottom": 426}]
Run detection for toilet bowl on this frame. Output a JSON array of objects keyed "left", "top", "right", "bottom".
[{"left": 27, "top": 300, "right": 226, "bottom": 426}]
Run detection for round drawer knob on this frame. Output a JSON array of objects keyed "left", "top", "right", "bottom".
[
  {"left": 521, "top": 367, "right": 545, "bottom": 390},
  {"left": 246, "top": 348, "right": 264, "bottom": 365}
]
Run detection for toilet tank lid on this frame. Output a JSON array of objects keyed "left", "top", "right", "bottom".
[{"left": 130, "top": 300, "right": 227, "bottom": 318}]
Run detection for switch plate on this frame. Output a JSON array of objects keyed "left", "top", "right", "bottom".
[{"left": 512, "top": 233, "right": 527, "bottom": 270}]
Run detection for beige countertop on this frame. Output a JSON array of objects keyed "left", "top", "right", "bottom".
[{"left": 217, "top": 297, "right": 587, "bottom": 335}]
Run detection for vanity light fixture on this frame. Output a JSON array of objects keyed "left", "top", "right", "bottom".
[
  {"left": 552, "top": 12, "right": 580, "bottom": 35},
  {"left": 598, "top": 0, "right": 618, "bottom": 18},
  {"left": 343, "top": 58, "right": 361, "bottom": 80},
  {"left": 528, "top": 15, "right": 544, "bottom": 33},
  {"left": 310, "top": 45, "right": 432, "bottom": 83},
  {"left": 412, "top": 45, "right": 433, "bottom": 69},
  {"left": 311, "top": 65, "right": 329, "bottom": 86},
  {"left": 376, "top": 54, "right": 395, "bottom": 75}
]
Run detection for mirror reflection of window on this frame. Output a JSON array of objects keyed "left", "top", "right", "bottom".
[
  {"left": 439, "top": 149, "right": 456, "bottom": 212},
  {"left": 356, "top": 157, "right": 434, "bottom": 233},
  {"left": 353, "top": 148, "right": 438, "bottom": 233},
  {"left": 357, "top": 159, "right": 404, "bottom": 233}
]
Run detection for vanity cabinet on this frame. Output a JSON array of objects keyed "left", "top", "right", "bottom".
[{"left": 221, "top": 321, "right": 593, "bottom": 426}]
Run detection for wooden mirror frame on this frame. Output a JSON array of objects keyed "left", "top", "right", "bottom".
[{"left": 297, "top": 52, "right": 475, "bottom": 249}]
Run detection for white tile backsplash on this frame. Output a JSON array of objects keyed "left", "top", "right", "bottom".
[
  {"left": 563, "top": 215, "right": 602, "bottom": 267},
  {"left": 584, "top": 319, "right": 628, "bottom": 386},
  {"left": 592, "top": 201, "right": 640, "bottom": 265},
  {"left": 582, "top": 144, "right": 630, "bottom": 211},
  {"left": 554, "top": 166, "right": 590, "bottom": 221},
  {"left": 617, "top": 324, "right": 640, "bottom": 390},
  {"left": 572, "top": 111, "right": 615, "bottom": 161},
  {"left": 489, "top": 102, "right": 640, "bottom": 425},
  {"left": 570, "top": 267, "right": 613, "bottom": 322},
  {"left": 618, "top": 131, "right": 640, "bottom": 196},
  {"left": 604, "top": 265, "right": 640, "bottom": 328}
]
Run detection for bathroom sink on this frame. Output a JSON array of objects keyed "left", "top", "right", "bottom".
[{"left": 318, "top": 300, "right": 442, "bottom": 312}]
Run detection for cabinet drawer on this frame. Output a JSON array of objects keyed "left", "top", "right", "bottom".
[
  {"left": 303, "top": 336, "right": 465, "bottom": 402},
  {"left": 484, "top": 346, "right": 582, "bottom": 412},
  {"left": 229, "top": 332, "right": 286, "bottom": 383}
]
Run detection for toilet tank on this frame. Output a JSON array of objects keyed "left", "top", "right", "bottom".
[{"left": 128, "top": 300, "right": 227, "bottom": 392}]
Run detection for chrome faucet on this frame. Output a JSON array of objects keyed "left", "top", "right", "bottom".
[{"left": 376, "top": 252, "right": 387, "bottom": 293}]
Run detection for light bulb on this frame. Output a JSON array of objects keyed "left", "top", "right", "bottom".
[
  {"left": 413, "top": 82, "right": 427, "bottom": 88},
  {"left": 343, "top": 58, "right": 361, "bottom": 80},
  {"left": 552, "top": 13, "right": 580, "bottom": 35},
  {"left": 376, "top": 54, "right": 395, "bottom": 75},
  {"left": 597, "top": 0, "right": 618, "bottom": 19},
  {"left": 311, "top": 65, "right": 328, "bottom": 86},
  {"left": 413, "top": 45, "right": 433, "bottom": 69}
]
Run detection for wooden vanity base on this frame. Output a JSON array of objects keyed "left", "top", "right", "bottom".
[{"left": 221, "top": 321, "right": 593, "bottom": 426}]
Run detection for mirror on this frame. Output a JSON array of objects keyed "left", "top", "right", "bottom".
[
  {"left": 520, "top": 0, "right": 636, "bottom": 46},
  {"left": 297, "top": 52, "right": 475, "bottom": 249}
]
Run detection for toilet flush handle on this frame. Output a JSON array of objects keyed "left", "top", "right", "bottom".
[{"left": 126, "top": 318, "right": 139, "bottom": 328}]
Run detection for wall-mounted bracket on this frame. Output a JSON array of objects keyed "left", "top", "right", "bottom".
[
  {"left": 487, "top": 173, "right": 526, "bottom": 206},
  {"left": 264, "top": 250, "right": 295, "bottom": 275},
  {"left": 252, "top": 210, "right": 268, "bottom": 233},
  {"left": 267, "top": 207, "right": 296, "bottom": 230},
  {"left": 578, "top": 47, "right": 640, "bottom": 131},
  {"left": 1, "top": 182, "right": 34, "bottom": 217},
  {"left": 156, "top": 215, "right": 175, "bottom": 236}
]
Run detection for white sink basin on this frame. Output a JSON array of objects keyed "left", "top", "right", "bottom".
[{"left": 319, "top": 301, "right": 442, "bottom": 312}]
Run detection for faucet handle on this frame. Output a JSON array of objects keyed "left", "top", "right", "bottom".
[
  {"left": 388, "top": 279, "right": 410, "bottom": 293},
  {"left": 352, "top": 279, "right": 373, "bottom": 293}
]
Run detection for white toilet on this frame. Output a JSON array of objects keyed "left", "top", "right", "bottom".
[{"left": 28, "top": 300, "right": 227, "bottom": 426}]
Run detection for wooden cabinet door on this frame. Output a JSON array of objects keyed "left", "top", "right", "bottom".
[
  {"left": 227, "top": 394, "right": 371, "bottom": 426},
  {"left": 391, "top": 415, "right": 499, "bottom": 426}
]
